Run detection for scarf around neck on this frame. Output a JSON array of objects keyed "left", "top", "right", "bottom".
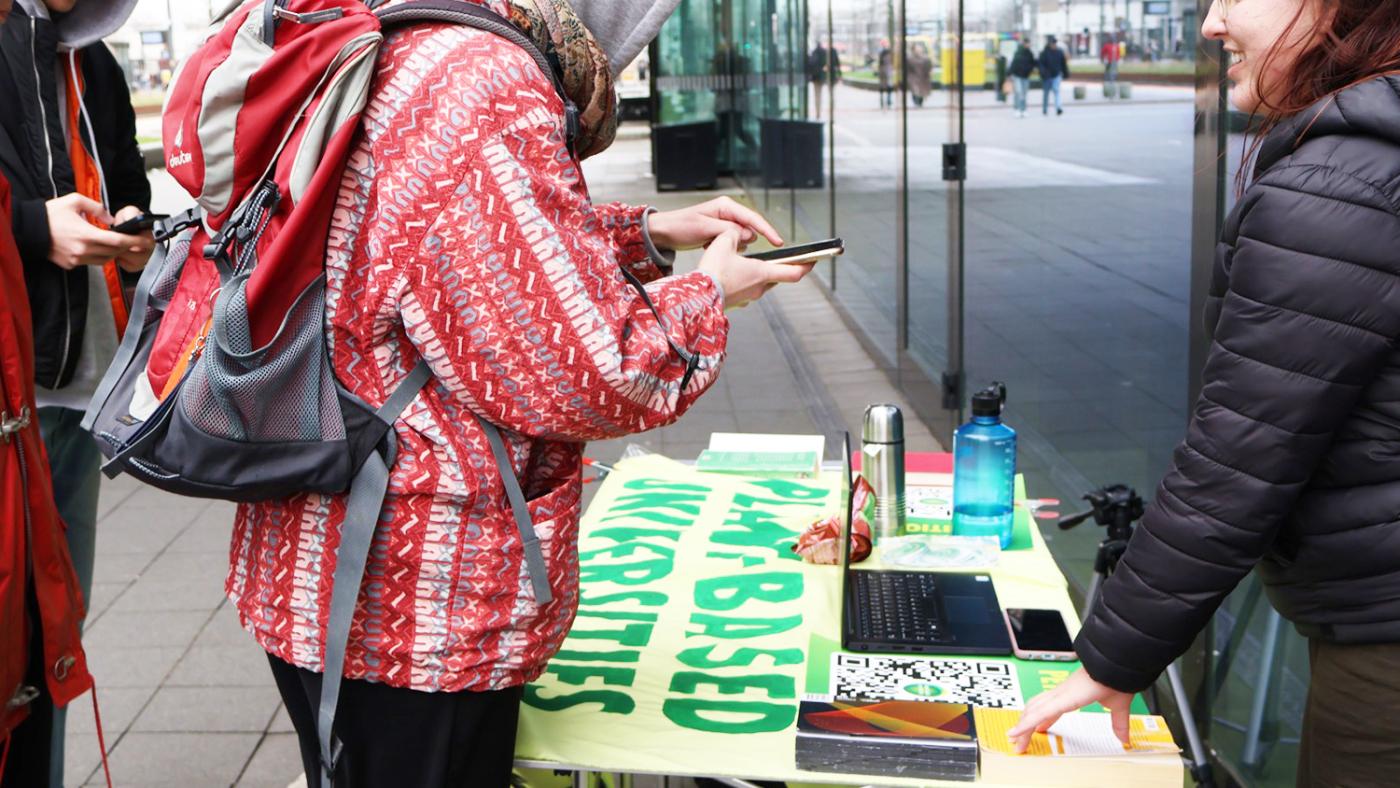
[{"left": 495, "top": 0, "right": 616, "bottom": 158}]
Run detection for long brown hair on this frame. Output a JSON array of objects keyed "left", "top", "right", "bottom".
[{"left": 1240, "top": 1, "right": 1400, "bottom": 187}]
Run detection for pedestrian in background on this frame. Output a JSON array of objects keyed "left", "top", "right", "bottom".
[
  {"left": 0, "top": 1, "right": 152, "bottom": 785},
  {"left": 878, "top": 39, "right": 895, "bottom": 109},
  {"left": 906, "top": 42, "right": 932, "bottom": 108},
  {"left": 1008, "top": 38, "right": 1037, "bottom": 118},
  {"left": 1038, "top": 34, "right": 1069, "bottom": 115},
  {"left": 807, "top": 41, "right": 839, "bottom": 118},
  {"left": 1101, "top": 32, "right": 1121, "bottom": 97},
  {"left": 1011, "top": 2, "right": 1400, "bottom": 785},
  {"left": 225, "top": 0, "right": 814, "bottom": 784}
]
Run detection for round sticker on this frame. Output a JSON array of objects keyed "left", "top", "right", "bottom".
[{"left": 903, "top": 683, "right": 943, "bottom": 698}]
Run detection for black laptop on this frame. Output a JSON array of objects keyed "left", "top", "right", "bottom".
[{"left": 837, "top": 433, "right": 1012, "bottom": 656}]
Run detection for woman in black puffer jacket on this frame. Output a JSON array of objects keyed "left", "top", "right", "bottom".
[{"left": 1012, "top": 2, "right": 1400, "bottom": 784}]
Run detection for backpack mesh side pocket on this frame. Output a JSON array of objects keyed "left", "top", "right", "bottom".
[{"left": 179, "top": 273, "right": 346, "bottom": 443}]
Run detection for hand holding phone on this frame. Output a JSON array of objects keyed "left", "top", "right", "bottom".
[
  {"left": 110, "top": 211, "right": 168, "bottom": 235},
  {"left": 699, "top": 229, "right": 815, "bottom": 309},
  {"left": 744, "top": 237, "right": 844, "bottom": 266}
]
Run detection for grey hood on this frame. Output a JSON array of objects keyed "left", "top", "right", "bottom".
[
  {"left": 570, "top": 0, "right": 681, "bottom": 77},
  {"left": 15, "top": 0, "right": 139, "bottom": 51}
]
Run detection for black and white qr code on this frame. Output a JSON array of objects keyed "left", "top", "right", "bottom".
[{"left": 831, "top": 653, "right": 1024, "bottom": 709}]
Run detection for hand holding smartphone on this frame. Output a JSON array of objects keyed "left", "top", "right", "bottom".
[
  {"left": 744, "top": 237, "right": 844, "bottom": 266},
  {"left": 110, "top": 211, "right": 168, "bottom": 235}
]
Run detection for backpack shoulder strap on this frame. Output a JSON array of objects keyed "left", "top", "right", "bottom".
[
  {"left": 372, "top": 0, "right": 579, "bottom": 143},
  {"left": 316, "top": 359, "right": 431, "bottom": 788}
]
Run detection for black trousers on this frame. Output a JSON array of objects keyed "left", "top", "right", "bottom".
[{"left": 268, "top": 654, "right": 523, "bottom": 788}]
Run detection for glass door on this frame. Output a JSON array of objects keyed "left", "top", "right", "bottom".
[{"left": 901, "top": 0, "right": 962, "bottom": 441}]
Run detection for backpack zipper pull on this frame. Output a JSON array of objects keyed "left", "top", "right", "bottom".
[{"left": 273, "top": 6, "right": 345, "bottom": 25}]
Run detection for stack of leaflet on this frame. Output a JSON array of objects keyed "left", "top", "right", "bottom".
[
  {"left": 695, "top": 433, "right": 824, "bottom": 478},
  {"left": 974, "top": 708, "right": 1183, "bottom": 787},
  {"left": 794, "top": 698, "right": 978, "bottom": 782}
]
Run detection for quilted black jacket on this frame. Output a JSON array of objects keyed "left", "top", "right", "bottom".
[{"left": 1076, "top": 75, "right": 1400, "bottom": 693}]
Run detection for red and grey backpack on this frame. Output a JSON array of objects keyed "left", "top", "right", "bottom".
[{"left": 82, "top": 1, "right": 575, "bottom": 784}]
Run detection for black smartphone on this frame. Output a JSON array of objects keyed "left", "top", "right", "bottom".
[
  {"left": 1004, "top": 608, "right": 1077, "bottom": 661},
  {"left": 745, "top": 237, "right": 844, "bottom": 265},
  {"left": 110, "top": 212, "right": 169, "bottom": 235}
]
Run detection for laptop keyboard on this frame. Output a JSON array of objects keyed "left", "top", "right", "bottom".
[{"left": 854, "top": 571, "right": 942, "bottom": 643}]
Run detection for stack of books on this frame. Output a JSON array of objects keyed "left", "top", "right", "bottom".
[{"left": 794, "top": 698, "right": 978, "bottom": 782}]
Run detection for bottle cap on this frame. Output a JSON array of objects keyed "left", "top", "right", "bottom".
[
  {"left": 862, "top": 403, "right": 904, "bottom": 444},
  {"left": 971, "top": 382, "right": 1007, "bottom": 417}
]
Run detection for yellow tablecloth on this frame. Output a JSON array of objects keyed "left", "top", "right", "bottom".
[{"left": 514, "top": 455, "right": 1181, "bottom": 786}]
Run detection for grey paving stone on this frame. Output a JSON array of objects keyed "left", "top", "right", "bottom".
[
  {"left": 89, "top": 732, "right": 260, "bottom": 787},
  {"left": 194, "top": 603, "right": 254, "bottom": 648},
  {"left": 83, "top": 610, "right": 211, "bottom": 650},
  {"left": 89, "top": 518, "right": 189, "bottom": 554},
  {"left": 236, "top": 733, "right": 305, "bottom": 787},
  {"left": 166, "top": 640, "right": 275, "bottom": 688},
  {"left": 83, "top": 582, "right": 130, "bottom": 622},
  {"left": 166, "top": 517, "right": 238, "bottom": 553},
  {"left": 95, "top": 478, "right": 143, "bottom": 521},
  {"left": 267, "top": 704, "right": 296, "bottom": 734},
  {"left": 89, "top": 552, "right": 154, "bottom": 585},
  {"left": 138, "top": 550, "right": 230, "bottom": 584},
  {"left": 85, "top": 646, "right": 183, "bottom": 688},
  {"left": 63, "top": 731, "right": 102, "bottom": 788},
  {"left": 66, "top": 686, "right": 156, "bottom": 735},
  {"left": 107, "top": 578, "right": 227, "bottom": 614},
  {"left": 733, "top": 408, "right": 819, "bottom": 434},
  {"left": 131, "top": 685, "right": 282, "bottom": 733},
  {"left": 658, "top": 441, "right": 709, "bottom": 463}
]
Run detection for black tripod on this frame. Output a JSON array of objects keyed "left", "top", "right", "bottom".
[{"left": 1060, "top": 484, "right": 1216, "bottom": 788}]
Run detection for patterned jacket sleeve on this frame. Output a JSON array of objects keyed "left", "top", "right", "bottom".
[
  {"left": 595, "top": 201, "right": 673, "bottom": 284},
  {"left": 394, "top": 112, "right": 728, "bottom": 442}
]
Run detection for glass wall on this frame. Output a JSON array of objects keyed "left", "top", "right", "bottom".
[
  {"left": 824, "top": 0, "right": 902, "bottom": 363},
  {"left": 652, "top": 1, "right": 1306, "bottom": 783}
]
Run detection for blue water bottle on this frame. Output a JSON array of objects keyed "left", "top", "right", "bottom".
[{"left": 952, "top": 382, "right": 1016, "bottom": 549}]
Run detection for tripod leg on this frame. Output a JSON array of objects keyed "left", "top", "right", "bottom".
[{"left": 1167, "top": 662, "right": 1216, "bottom": 788}]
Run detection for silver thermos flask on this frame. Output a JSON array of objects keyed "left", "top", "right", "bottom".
[{"left": 862, "top": 404, "right": 906, "bottom": 539}]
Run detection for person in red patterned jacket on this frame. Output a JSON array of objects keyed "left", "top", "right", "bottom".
[{"left": 227, "top": 0, "right": 812, "bottom": 784}]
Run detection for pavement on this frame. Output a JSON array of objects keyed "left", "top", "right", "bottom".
[{"left": 60, "top": 125, "right": 933, "bottom": 786}]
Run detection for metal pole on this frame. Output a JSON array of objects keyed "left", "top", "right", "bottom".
[{"left": 1241, "top": 609, "right": 1283, "bottom": 767}]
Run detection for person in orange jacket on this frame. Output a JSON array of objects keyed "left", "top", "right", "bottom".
[{"left": 0, "top": 6, "right": 94, "bottom": 770}]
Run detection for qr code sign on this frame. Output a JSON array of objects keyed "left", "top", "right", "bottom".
[{"left": 831, "top": 653, "right": 1024, "bottom": 709}]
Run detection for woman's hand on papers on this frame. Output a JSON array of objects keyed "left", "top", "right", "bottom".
[
  {"left": 1007, "top": 667, "right": 1134, "bottom": 753},
  {"left": 698, "top": 229, "right": 812, "bottom": 309},
  {"left": 648, "top": 196, "right": 784, "bottom": 251}
]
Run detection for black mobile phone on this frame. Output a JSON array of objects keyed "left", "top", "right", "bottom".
[
  {"left": 745, "top": 237, "right": 844, "bottom": 265},
  {"left": 110, "top": 212, "right": 169, "bottom": 235},
  {"left": 1004, "top": 608, "right": 1077, "bottom": 661}
]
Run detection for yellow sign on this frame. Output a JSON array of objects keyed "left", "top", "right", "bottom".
[{"left": 515, "top": 456, "right": 1174, "bottom": 787}]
